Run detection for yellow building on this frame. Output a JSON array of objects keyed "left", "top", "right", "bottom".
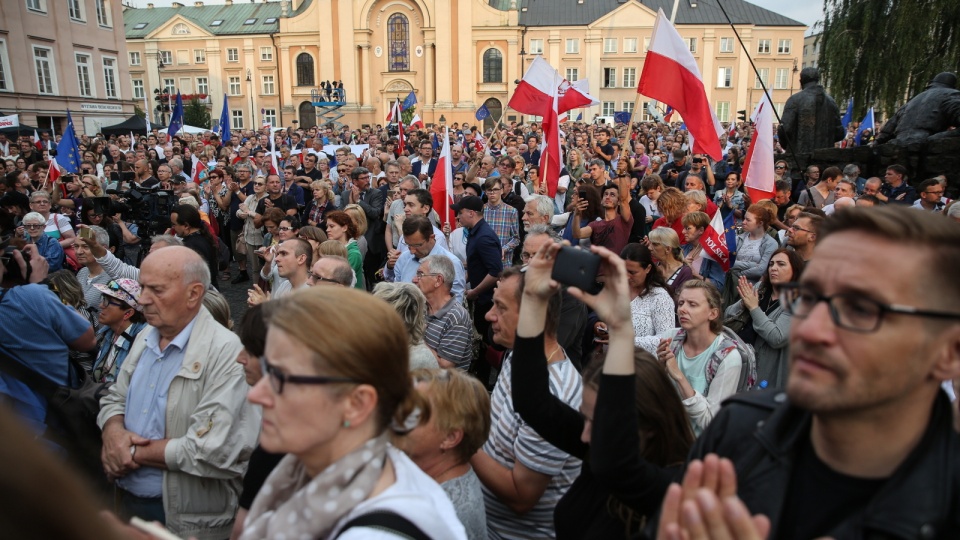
[{"left": 124, "top": 0, "right": 805, "bottom": 130}]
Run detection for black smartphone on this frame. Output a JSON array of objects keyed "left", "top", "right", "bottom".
[{"left": 551, "top": 246, "right": 602, "bottom": 294}]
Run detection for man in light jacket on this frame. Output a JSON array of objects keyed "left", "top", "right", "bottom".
[{"left": 98, "top": 247, "right": 260, "bottom": 540}]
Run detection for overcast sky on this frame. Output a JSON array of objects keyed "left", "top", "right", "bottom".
[{"left": 127, "top": 0, "right": 823, "bottom": 31}]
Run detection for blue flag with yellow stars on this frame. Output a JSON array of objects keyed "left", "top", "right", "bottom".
[
  {"left": 56, "top": 110, "right": 81, "bottom": 174},
  {"left": 167, "top": 92, "right": 184, "bottom": 139}
]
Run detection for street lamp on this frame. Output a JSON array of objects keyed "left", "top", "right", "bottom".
[
  {"left": 155, "top": 52, "right": 167, "bottom": 124},
  {"left": 790, "top": 58, "right": 799, "bottom": 96},
  {"left": 246, "top": 68, "right": 254, "bottom": 131}
]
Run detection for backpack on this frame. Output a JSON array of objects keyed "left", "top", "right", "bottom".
[{"left": 669, "top": 326, "right": 758, "bottom": 394}]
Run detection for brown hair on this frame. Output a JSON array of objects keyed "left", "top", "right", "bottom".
[
  {"left": 681, "top": 210, "right": 710, "bottom": 230},
  {"left": 269, "top": 287, "right": 413, "bottom": 432},
  {"left": 657, "top": 187, "right": 687, "bottom": 222},
  {"left": 410, "top": 368, "right": 491, "bottom": 464},
  {"left": 343, "top": 204, "right": 368, "bottom": 236},
  {"left": 318, "top": 239, "right": 349, "bottom": 258},
  {"left": 746, "top": 203, "right": 774, "bottom": 229},
  {"left": 326, "top": 210, "right": 359, "bottom": 240}
]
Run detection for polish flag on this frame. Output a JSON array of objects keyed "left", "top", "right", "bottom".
[
  {"left": 430, "top": 127, "right": 455, "bottom": 226},
  {"left": 558, "top": 79, "right": 599, "bottom": 114},
  {"left": 637, "top": 9, "right": 723, "bottom": 161},
  {"left": 741, "top": 97, "right": 776, "bottom": 203},
  {"left": 397, "top": 116, "right": 405, "bottom": 155},
  {"left": 699, "top": 206, "right": 737, "bottom": 272},
  {"left": 193, "top": 157, "right": 208, "bottom": 185},
  {"left": 410, "top": 114, "right": 425, "bottom": 130},
  {"left": 664, "top": 105, "right": 675, "bottom": 123},
  {"left": 508, "top": 56, "right": 564, "bottom": 117},
  {"left": 538, "top": 93, "right": 562, "bottom": 197},
  {"left": 386, "top": 98, "right": 400, "bottom": 123},
  {"left": 47, "top": 157, "right": 61, "bottom": 188},
  {"left": 34, "top": 129, "right": 43, "bottom": 151}
]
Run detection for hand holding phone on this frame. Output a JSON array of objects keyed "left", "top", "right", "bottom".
[{"left": 551, "top": 246, "right": 602, "bottom": 294}]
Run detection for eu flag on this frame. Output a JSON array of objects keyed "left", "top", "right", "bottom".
[
  {"left": 402, "top": 91, "right": 417, "bottom": 111},
  {"left": 841, "top": 99, "right": 854, "bottom": 130},
  {"left": 56, "top": 110, "right": 81, "bottom": 174},
  {"left": 218, "top": 93, "right": 230, "bottom": 137},
  {"left": 167, "top": 92, "right": 184, "bottom": 139},
  {"left": 614, "top": 111, "right": 631, "bottom": 124},
  {"left": 475, "top": 104, "right": 490, "bottom": 121}
]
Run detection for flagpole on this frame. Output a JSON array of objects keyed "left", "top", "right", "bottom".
[
  {"left": 39, "top": 160, "right": 52, "bottom": 191},
  {"left": 624, "top": 94, "right": 644, "bottom": 150}
]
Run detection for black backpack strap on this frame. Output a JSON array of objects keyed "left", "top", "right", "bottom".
[{"left": 335, "top": 511, "right": 432, "bottom": 540}]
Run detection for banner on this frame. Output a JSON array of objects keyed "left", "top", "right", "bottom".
[{"left": 0, "top": 114, "right": 19, "bottom": 129}]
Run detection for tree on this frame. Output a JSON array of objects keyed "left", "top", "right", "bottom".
[
  {"left": 818, "top": 0, "right": 960, "bottom": 118},
  {"left": 401, "top": 106, "right": 415, "bottom": 127},
  {"left": 133, "top": 104, "right": 145, "bottom": 119},
  {"left": 183, "top": 98, "right": 212, "bottom": 129}
]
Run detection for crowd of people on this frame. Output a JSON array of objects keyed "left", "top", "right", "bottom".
[{"left": 1, "top": 115, "right": 960, "bottom": 540}]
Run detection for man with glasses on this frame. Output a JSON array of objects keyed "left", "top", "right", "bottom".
[
  {"left": 663, "top": 207, "right": 960, "bottom": 539},
  {"left": 482, "top": 178, "right": 520, "bottom": 267},
  {"left": 98, "top": 247, "right": 259, "bottom": 538},
  {"left": 912, "top": 178, "right": 946, "bottom": 212},
  {"left": 412, "top": 141, "right": 438, "bottom": 183},
  {"left": 225, "top": 165, "right": 256, "bottom": 283},
  {"left": 307, "top": 255, "right": 355, "bottom": 287},
  {"left": 417, "top": 254, "right": 473, "bottom": 371},
  {"left": 785, "top": 211, "right": 823, "bottom": 261},
  {"left": 385, "top": 216, "right": 465, "bottom": 302}
]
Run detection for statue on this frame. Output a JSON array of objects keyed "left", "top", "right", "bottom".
[
  {"left": 778, "top": 68, "right": 845, "bottom": 154},
  {"left": 874, "top": 72, "right": 960, "bottom": 145}
]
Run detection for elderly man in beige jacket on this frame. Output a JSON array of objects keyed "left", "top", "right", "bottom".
[{"left": 98, "top": 247, "right": 260, "bottom": 540}]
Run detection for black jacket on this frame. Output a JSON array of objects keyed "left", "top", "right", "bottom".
[{"left": 678, "top": 390, "right": 960, "bottom": 539}]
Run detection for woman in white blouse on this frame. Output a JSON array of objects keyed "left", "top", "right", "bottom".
[
  {"left": 656, "top": 279, "right": 742, "bottom": 435},
  {"left": 604, "top": 243, "right": 677, "bottom": 355}
]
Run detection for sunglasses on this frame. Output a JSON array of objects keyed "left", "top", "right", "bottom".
[
  {"left": 253, "top": 181, "right": 266, "bottom": 186},
  {"left": 278, "top": 226, "right": 295, "bottom": 232}
]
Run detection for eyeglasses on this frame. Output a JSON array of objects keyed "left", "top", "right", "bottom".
[
  {"left": 779, "top": 282, "right": 960, "bottom": 333},
  {"left": 789, "top": 224, "right": 812, "bottom": 233},
  {"left": 253, "top": 182, "right": 266, "bottom": 186},
  {"left": 414, "top": 271, "right": 440, "bottom": 279},
  {"left": 520, "top": 252, "right": 535, "bottom": 262},
  {"left": 924, "top": 190, "right": 944, "bottom": 196},
  {"left": 259, "top": 357, "right": 358, "bottom": 394},
  {"left": 485, "top": 187, "right": 502, "bottom": 193},
  {"left": 100, "top": 297, "right": 129, "bottom": 309},
  {"left": 23, "top": 223, "right": 44, "bottom": 229},
  {"left": 31, "top": 199, "right": 50, "bottom": 205},
  {"left": 775, "top": 165, "right": 786, "bottom": 169},
  {"left": 277, "top": 226, "right": 295, "bottom": 232}
]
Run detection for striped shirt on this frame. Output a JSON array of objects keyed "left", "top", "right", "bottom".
[
  {"left": 482, "top": 352, "right": 583, "bottom": 539},
  {"left": 423, "top": 297, "right": 473, "bottom": 371},
  {"left": 484, "top": 202, "right": 520, "bottom": 267}
]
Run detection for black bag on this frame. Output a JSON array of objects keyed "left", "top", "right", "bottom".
[
  {"left": 723, "top": 304, "right": 752, "bottom": 338},
  {"left": 335, "top": 510, "right": 432, "bottom": 540}
]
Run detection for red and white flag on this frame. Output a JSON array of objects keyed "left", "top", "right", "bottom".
[
  {"left": 558, "top": 79, "right": 599, "bottom": 114},
  {"left": 397, "top": 113, "right": 406, "bottom": 155},
  {"left": 508, "top": 56, "right": 564, "bottom": 117},
  {"left": 34, "top": 129, "right": 43, "bottom": 151},
  {"left": 699, "top": 208, "right": 733, "bottom": 272},
  {"left": 538, "top": 93, "right": 562, "bottom": 198},
  {"left": 741, "top": 97, "right": 776, "bottom": 203},
  {"left": 410, "top": 114, "right": 424, "bottom": 130},
  {"left": 430, "top": 127, "right": 455, "bottom": 227},
  {"left": 637, "top": 9, "right": 724, "bottom": 160},
  {"left": 47, "top": 157, "right": 61, "bottom": 188},
  {"left": 193, "top": 157, "right": 208, "bottom": 185},
  {"left": 386, "top": 98, "right": 401, "bottom": 123}
]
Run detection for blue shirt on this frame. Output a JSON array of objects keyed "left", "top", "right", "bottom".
[
  {"left": 119, "top": 314, "right": 200, "bottom": 497},
  {"left": 465, "top": 219, "right": 503, "bottom": 303},
  {"left": 385, "top": 242, "right": 466, "bottom": 303}
]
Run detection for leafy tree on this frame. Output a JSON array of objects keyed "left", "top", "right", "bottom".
[
  {"left": 818, "top": 0, "right": 960, "bottom": 117},
  {"left": 401, "top": 106, "right": 415, "bottom": 126},
  {"left": 133, "top": 104, "right": 145, "bottom": 119},
  {"left": 183, "top": 98, "right": 212, "bottom": 129}
]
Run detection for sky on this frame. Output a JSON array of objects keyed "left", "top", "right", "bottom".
[{"left": 126, "top": 0, "right": 825, "bottom": 29}]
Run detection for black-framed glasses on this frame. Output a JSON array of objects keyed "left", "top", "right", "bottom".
[
  {"left": 307, "top": 271, "right": 340, "bottom": 285},
  {"left": 100, "top": 297, "right": 128, "bottom": 309},
  {"left": 779, "top": 282, "right": 960, "bottom": 333},
  {"left": 259, "top": 357, "right": 358, "bottom": 394},
  {"left": 789, "top": 224, "right": 812, "bottom": 233},
  {"left": 23, "top": 223, "right": 43, "bottom": 229}
]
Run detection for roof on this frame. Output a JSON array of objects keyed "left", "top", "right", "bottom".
[
  {"left": 508, "top": 0, "right": 805, "bottom": 27},
  {"left": 123, "top": 2, "right": 290, "bottom": 38}
]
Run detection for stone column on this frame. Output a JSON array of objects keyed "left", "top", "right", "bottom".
[{"left": 360, "top": 44, "right": 372, "bottom": 107}]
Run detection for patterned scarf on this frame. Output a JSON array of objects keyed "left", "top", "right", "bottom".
[{"left": 239, "top": 433, "right": 389, "bottom": 540}]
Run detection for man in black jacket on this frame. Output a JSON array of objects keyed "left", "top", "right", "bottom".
[{"left": 656, "top": 206, "right": 960, "bottom": 539}]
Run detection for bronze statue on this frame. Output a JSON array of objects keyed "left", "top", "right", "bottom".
[
  {"left": 778, "top": 68, "right": 844, "bottom": 154},
  {"left": 875, "top": 72, "right": 960, "bottom": 145}
]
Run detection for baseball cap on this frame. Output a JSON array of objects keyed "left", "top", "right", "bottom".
[{"left": 451, "top": 195, "right": 483, "bottom": 213}]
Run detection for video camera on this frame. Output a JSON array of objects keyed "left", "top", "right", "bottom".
[{"left": 102, "top": 186, "right": 177, "bottom": 240}]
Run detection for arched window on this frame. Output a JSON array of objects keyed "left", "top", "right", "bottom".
[
  {"left": 482, "top": 49, "right": 503, "bottom": 83},
  {"left": 387, "top": 14, "right": 410, "bottom": 72},
  {"left": 296, "top": 53, "right": 315, "bottom": 86}
]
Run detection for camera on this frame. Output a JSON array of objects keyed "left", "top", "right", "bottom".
[{"left": 1, "top": 243, "right": 31, "bottom": 285}]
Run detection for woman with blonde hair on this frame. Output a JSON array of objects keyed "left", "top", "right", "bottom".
[
  {"left": 396, "top": 368, "right": 491, "bottom": 540},
  {"left": 683, "top": 190, "right": 710, "bottom": 215},
  {"left": 566, "top": 148, "right": 587, "bottom": 181},
  {"left": 647, "top": 227, "right": 692, "bottom": 295},
  {"left": 372, "top": 282, "right": 439, "bottom": 370},
  {"left": 305, "top": 180, "right": 335, "bottom": 230},
  {"left": 317, "top": 239, "right": 349, "bottom": 259},
  {"left": 242, "top": 287, "right": 467, "bottom": 539}
]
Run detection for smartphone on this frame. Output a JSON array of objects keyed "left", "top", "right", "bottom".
[
  {"left": 79, "top": 227, "right": 93, "bottom": 240},
  {"left": 551, "top": 246, "right": 602, "bottom": 294}
]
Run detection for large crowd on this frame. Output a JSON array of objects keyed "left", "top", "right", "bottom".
[{"left": 1, "top": 116, "right": 960, "bottom": 540}]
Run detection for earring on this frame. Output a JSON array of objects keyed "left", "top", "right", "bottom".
[{"left": 343, "top": 419, "right": 350, "bottom": 428}]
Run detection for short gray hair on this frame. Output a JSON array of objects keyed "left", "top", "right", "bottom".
[
  {"left": 29, "top": 191, "right": 50, "bottom": 203},
  {"left": 372, "top": 282, "right": 427, "bottom": 345},
  {"left": 151, "top": 234, "right": 184, "bottom": 248},
  {"left": 87, "top": 225, "right": 109, "bottom": 248},
  {"left": 169, "top": 158, "right": 183, "bottom": 171},
  {"left": 401, "top": 174, "right": 420, "bottom": 189},
  {"left": 525, "top": 195, "right": 555, "bottom": 220},
  {"left": 22, "top": 212, "right": 45, "bottom": 225},
  {"left": 842, "top": 163, "right": 860, "bottom": 176},
  {"left": 588, "top": 158, "right": 605, "bottom": 170},
  {"left": 421, "top": 255, "right": 455, "bottom": 290},
  {"left": 525, "top": 223, "right": 561, "bottom": 242},
  {"left": 182, "top": 252, "right": 211, "bottom": 292},
  {"left": 320, "top": 255, "right": 356, "bottom": 287}
]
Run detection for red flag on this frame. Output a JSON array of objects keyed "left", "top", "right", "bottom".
[
  {"left": 637, "top": 9, "right": 724, "bottom": 161},
  {"left": 539, "top": 93, "right": 562, "bottom": 197},
  {"left": 558, "top": 79, "right": 599, "bottom": 114},
  {"left": 193, "top": 158, "right": 208, "bottom": 185},
  {"left": 47, "top": 157, "right": 61, "bottom": 188},
  {"left": 410, "top": 114, "right": 424, "bottom": 130},
  {"left": 430, "top": 128, "right": 455, "bottom": 226},
  {"left": 698, "top": 208, "right": 733, "bottom": 272},
  {"left": 509, "top": 56, "right": 563, "bottom": 117},
  {"left": 386, "top": 98, "right": 400, "bottom": 123},
  {"left": 742, "top": 98, "right": 776, "bottom": 203},
  {"left": 34, "top": 129, "right": 42, "bottom": 151}
]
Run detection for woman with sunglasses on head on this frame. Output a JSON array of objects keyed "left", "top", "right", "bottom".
[
  {"left": 90, "top": 278, "right": 146, "bottom": 384},
  {"left": 241, "top": 287, "right": 467, "bottom": 540},
  {"left": 237, "top": 175, "right": 269, "bottom": 279}
]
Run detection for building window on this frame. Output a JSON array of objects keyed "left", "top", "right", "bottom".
[
  {"left": 210, "top": 19, "right": 223, "bottom": 27},
  {"left": 720, "top": 37, "right": 734, "bottom": 53},
  {"left": 602, "top": 102, "right": 616, "bottom": 116},
  {"left": 132, "top": 79, "right": 144, "bottom": 99},
  {"left": 565, "top": 39, "right": 580, "bottom": 54},
  {"left": 159, "top": 50, "right": 172, "bottom": 65},
  {"left": 603, "top": 67, "right": 617, "bottom": 88},
  {"left": 129, "top": 51, "right": 141, "bottom": 66},
  {"left": 685, "top": 37, "right": 697, "bottom": 53},
  {"left": 243, "top": 18, "right": 256, "bottom": 25},
  {"left": 103, "top": 57, "right": 118, "bottom": 99},
  {"left": 755, "top": 67, "right": 769, "bottom": 89},
  {"left": 623, "top": 67, "right": 636, "bottom": 88},
  {"left": 194, "top": 49, "right": 206, "bottom": 64},
  {"left": 716, "top": 102, "right": 730, "bottom": 123},
  {"left": 482, "top": 49, "right": 503, "bottom": 83},
  {"left": 565, "top": 68, "right": 579, "bottom": 82},
  {"left": 263, "top": 108, "right": 277, "bottom": 127},
  {"left": 643, "top": 37, "right": 651, "bottom": 53},
  {"left": 133, "top": 23, "right": 147, "bottom": 29},
  {"left": 173, "top": 23, "right": 189, "bottom": 35},
  {"left": 603, "top": 38, "right": 617, "bottom": 53},
  {"left": 163, "top": 78, "right": 175, "bottom": 94},
  {"left": 264, "top": 18, "right": 277, "bottom": 24},
  {"left": 26, "top": 0, "right": 46, "bottom": 13},
  {"left": 387, "top": 13, "right": 410, "bottom": 72},
  {"left": 296, "top": 53, "right": 314, "bottom": 86},
  {"left": 0, "top": 40, "right": 12, "bottom": 92},
  {"left": 758, "top": 39, "right": 771, "bottom": 54},
  {"left": 32, "top": 46, "right": 56, "bottom": 95},
  {"left": 68, "top": 0, "right": 84, "bottom": 21},
  {"left": 775, "top": 67, "right": 789, "bottom": 89},
  {"left": 774, "top": 102, "right": 785, "bottom": 117},
  {"left": 624, "top": 38, "right": 638, "bottom": 53},
  {"left": 229, "top": 76, "right": 241, "bottom": 96},
  {"left": 529, "top": 39, "right": 543, "bottom": 54},
  {"left": 227, "top": 48, "right": 239, "bottom": 62},
  {"left": 76, "top": 53, "right": 93, "bottom": 97},
  {"left": 622, "top": 101, "right": 635, "bottom": 114},
  {"left": 717, "top": 66, "right": 732, "bottom": 88},
  {"left": 95, "top": 0, "right": 111, "bottom": 27},
  {"left": 778, "top": 39, "right": 792, "bottom": 54},
  {"left": 196, "top": 77, "right": 208, "bottom": 94},
  {"left": 640, "top": 101, "right": 653, "bottom": 121},
  {"left": 260, "top": 46, "right": 273, "bottom": 61},
  {"left": 231, "top": 110, "right": 244, "bottom": 129},
  {"left": 262, "top": 75, "right": 275, "bottom": 95}
]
